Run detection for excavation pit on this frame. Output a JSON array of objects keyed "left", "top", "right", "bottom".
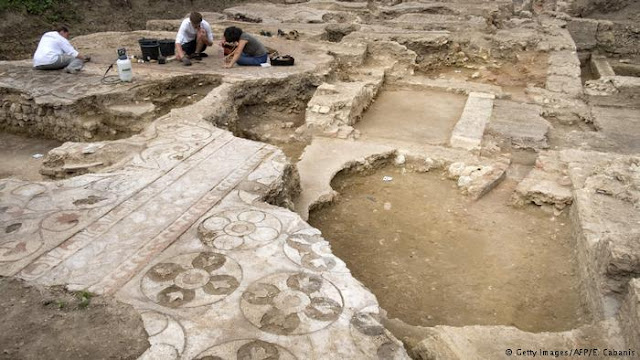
[
  {"left": 232, "top": 80, "right": 318, "bottom": 163},
  {"left": 309, "top": 165, "right": 591, "bottom": 332},
  {"left": 236, "top": 97, "right": 310, "bottom": 162},
  {"left": 0, "top": 132, "right": 61, "bottom": 181}
]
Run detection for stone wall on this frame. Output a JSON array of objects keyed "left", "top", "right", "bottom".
[
  {"left": 619, "top": 279, "right": 640, "bottom": 350},
  {"left": 568, "top": 18, "right": 640, "bottom": 55},
  {"left": 564, "top": 0, "right": 633, "bottom": 17},
  {"left": 0, "top": 91, "right": 114, "bottom": 142}
]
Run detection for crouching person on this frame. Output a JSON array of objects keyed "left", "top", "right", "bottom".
[
  {"left": 223, "top": 26, "right": 268, "bottom": 68},
  {"left": 175, "top": 12, "right": 214, "bottom": 66},
  {"left": 33, "top": 25, "right": 90, "bottom": 74}
]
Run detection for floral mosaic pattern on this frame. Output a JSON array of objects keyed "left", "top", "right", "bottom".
[
  {"left": 194, "top": 339, "right": 297, "bottom": 360},
  {"left": 240, "top": 272, "right": 343, "bottom": 335},
  {"left": 198, "top": 209, "right": 282, "bottom": 250},
  {"left": 141, "top": 252, "right": 242, "bottom": 308},
  {"left": 350, "top": 306, "right": 406, "bottom": 359},
  {"left": 283, "top": 228, "right": 344, "bottom": 272}
]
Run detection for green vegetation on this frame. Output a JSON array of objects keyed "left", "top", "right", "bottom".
[
  {"left": 76, "top": 290, "right": 93, "bottom": 309},
  {"left": 56, "top": 300, "right": 67, "bottom": 309},
  {"left": 0, "top": 0, "right": 56, "bottom": 15}
]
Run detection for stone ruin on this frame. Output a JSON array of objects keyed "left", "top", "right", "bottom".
[{"left": 0, "top": 0, "right": 639, "bottom": 358}]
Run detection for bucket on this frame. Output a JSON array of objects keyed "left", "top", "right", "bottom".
[
  {"left": 158, "top": 39, "right": 175, "bottom": 57},
  {"left": 138, "top": 38, "right": 159, "bottom": 61}
]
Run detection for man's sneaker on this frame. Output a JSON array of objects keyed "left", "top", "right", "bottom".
[
  {"left": 182, "top": 57, "right": 192, "bottom": 66},
  {"left": 198, "top": 52, "right": 208, "bottom": 58},
  {"left": 189, "top": 53, "right": 202, "bottom": 61}
]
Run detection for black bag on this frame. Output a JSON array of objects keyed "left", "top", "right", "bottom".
[{"left": 270, "top": 55, "right": 295, "bottom": 66}]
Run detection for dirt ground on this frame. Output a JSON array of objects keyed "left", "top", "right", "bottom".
[
  {"left": 0, "top": 0, "right": 271, "bottom": 61},
  {"left": 422, "top": 52, "right": 548, "bottom": 102},
  {"left": 0, "top": 277, "right": 149, "bottom": 359},
  {"left": 309, "top": 165, "right": 591, "bottom": 333},
  {"left": 0, "top": 132, "right": 61, "bottom": 181},
  {"left": 236, "top": 102, "right": 309, "bottom": 162},
  {"left": 356, "top": 89, "right": 467, "bottom": 145}
]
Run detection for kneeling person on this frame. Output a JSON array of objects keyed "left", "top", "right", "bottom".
[
  {"left": 223, "top": 26, "right": 268, "bottom": 68},
  {"left": 175, "top": 12, "right": 214, "bottom": 66},
  {"left": 33, "top": 25, "right": 90, "bottom": 74}
]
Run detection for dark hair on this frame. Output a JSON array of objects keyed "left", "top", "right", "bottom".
[
  {"left": 223, "top": 26, "right": 243, "bottom": 43},
  {"left": 189, "top": 12, "right": 202, "bottom": 25},
  {"left": 55, "top": 24, "right": 70, "bottom": 33}
]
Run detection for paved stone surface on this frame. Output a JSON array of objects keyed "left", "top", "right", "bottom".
[
  {"left": 449, "top": 92, "right": 495, "bottom": 150},
  {"left": 592, "top": 106, "right": 640, "bottom": 154},
  {"left": 487, "top": 100, "right": 551, "bottom": 150}
]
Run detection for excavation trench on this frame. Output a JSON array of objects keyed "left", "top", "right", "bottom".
[
  {"left": 0, "top": 74, "right": 221, "bottom": 143},
  {"left": 0, "top": 74, "right": 221, "bottom": 180},
  {"left": 308, "top": 164, "right": 591, "bottom": 333},
  {"left": 231, "top": 78, "right": 318, "bottom": 163}
]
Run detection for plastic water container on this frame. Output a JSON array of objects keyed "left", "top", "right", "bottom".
[{"left": 117, "top": 57, "right": 133, "bottom": 82}]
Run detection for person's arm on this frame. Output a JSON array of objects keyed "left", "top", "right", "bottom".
[
  {"left": 175, "top": 42, "right": 185, "bottom": 60},
  {"left": 60, "top": 37, "right": 89, "bottom": 62},
  {"left": 175, "top": 20, "right": 188, "bottom": 60},
  {"left": 203, "top": 23, "right": 214, "bottom": 47},
  {"left": 224, "top": 39, "right": 247, "bottom": 68}
]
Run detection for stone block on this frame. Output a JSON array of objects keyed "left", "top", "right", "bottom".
[
  {"left": 447, "top": 157, "right": 509, "bottom": 199},
  {"left": 487, "top": 100, "right": 551, "bottom": 150},
  {"left": 567, "top": 18, "right": 599, "bottom": 51},
  {"left": 590, "top": 55, "right": 615, "bottom": 78},
  {"left": 450, "top": 92, "right": 495, "bottom": 150},
  {"left": 546, "top": 75, "right": 583, "bottom": 97},
  {"left": 512, "top": 151, "right": 573, "bottom": 209},
  {"left": 619, "top": 279, "right": 640, "bottom": 350}
]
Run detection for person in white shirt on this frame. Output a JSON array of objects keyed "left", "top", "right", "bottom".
[
  {"left": 33, "top": 25, "right": 90, "bottom": 73},
  {"left": 175, "top": 12, "right": 214, "bottom": 66}
]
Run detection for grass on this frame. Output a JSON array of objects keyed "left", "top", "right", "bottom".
[{"left": 76, "top": 290, "right": 92, "bottom": 309}]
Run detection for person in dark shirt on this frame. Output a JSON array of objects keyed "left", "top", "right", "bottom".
[{"left": 222, "top": 26, "right": 268, "bottom": 68}]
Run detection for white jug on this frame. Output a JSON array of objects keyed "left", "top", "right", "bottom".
[{"left": 117, "top": 57, "right": 133, "bottom": 82}]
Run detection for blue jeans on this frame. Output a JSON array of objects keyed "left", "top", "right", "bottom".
[{"left": 237, "top": 53, "right": 268, "bottom": 66}]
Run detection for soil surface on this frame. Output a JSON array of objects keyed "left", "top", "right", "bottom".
[
  {"left": 0, "top": 132, "right": 61, "bottom": 181},
  {"left": 309, "top": 165, "right": 591, "bottom": 333},
  {"left": 356, "top": 89, "right": 466, "bottom": 145},
  {"left": 0, "top": 277, "right": 149, "bottom": 359},
  {"left": 423, "top": 52, "right": 548, "bottom": 102},
  {"left": 236, "top": 102, "right": 309, "bottom": 162},
  {"left": 0, "top": 0, "right": 267, "bottom": 61}
]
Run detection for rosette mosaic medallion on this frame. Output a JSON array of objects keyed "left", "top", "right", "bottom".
[
  {"left": 240, "top": 272, "right": 343, "bottom": 335},
  {"left": 198, "top": 209, "right": 282, "bottom": 250},
  {"left": 141, "top": 252, "right": 242, "bottom": 308}
]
